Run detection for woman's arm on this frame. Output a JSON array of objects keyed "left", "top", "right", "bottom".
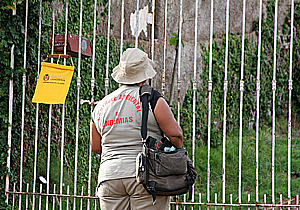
[
  {"left": 90, "top": 122, "right": 102, "bottom": 154},
  {"left": 154, "top": 97, "right": 183, "bottom": 148}
]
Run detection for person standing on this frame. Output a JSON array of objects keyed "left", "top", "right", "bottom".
[{"left": 91, "top": 48, "right": 183, "bottom": 210}]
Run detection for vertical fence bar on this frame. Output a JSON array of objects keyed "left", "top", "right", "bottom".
[
  {"left": 230, "top": 194, "right": 232, "bottom": 210},
  {"left": 177, "top": 0, "right": 183, "bottom": 124},
  {"left": 6, "top": 3, "right": 17, "bottom": 204},
  {"left": 176, "top": 1, "right": 183, "bottom": 208},
  {"left": 135, "top": 0, "right": 140, "bottom": 47},
  {"left": 264, "top": 194, "right": 266, "bottom": 210},
  {"left": 151, "top": 0, "right": 155, "bottom": 61},
  {"left": 207, "top": 0, "right": 214, "bottom": 205},
  {"left": 88, "top": 1, "right": 97, "bottom": 209},
  {"left": 223, "top": 0, "right": 230, "bottom": 207},
  {"left": 80, "top": 186, "right": 84, "bottom": 210},
  {"left": 46, "top": 104, "right": 53, "bottom": 210},
  {"left": 26, "top": 183, "right": 29, "bottom": 210},
  {"left": 248, "top": 194, "right": 250, "bottom": 210},
  {"left": 272, "top": 0, "right": 279, "bottom": 206},
  {"left": 19, "top": 1, "right": 29, "bottom": 209},
  {"left": 238, "top": 0, "right": 246, "bottom": 205},
  {"left": 74, "top": 0, "right": 83, "bottom": 208},
  {"left": 162, "top": 0, "right": 168, "bottom": 96},
  {"left": 67, "top": 185, "right": 70, "bottom": 210},
  {"left": 199, "top": 193, "right": 201, "bottom": 210},
  {"left": 60, "top": 2, "right": 68, "bottom": 210},
  {"left": 215, "top": 193, "right": 217, "bottom": 210},
  {"left": 256, "top": 0, "right": 263, "bottom": 205},
  {"left": 12, "top": 183, "right": 16, "bottom": 209},
  {"left": 53, "top": 184, "right": 56, "bottom": 210},
  {"left": 192, "top": 0, "right": 199, "bottom": 204},
  {"left": 297, "top": 195, "right": 299, "bottom": 210},
  {"left": 39, "top": 184, "right": 42, "bottom": 210},
  {"left": 33, "top": 1, "right": 42, "bottom": 209},
  {"left": 120, "top": 0, "right": 124, "bottom": 58},
  {"left": 287, "top": 0, "right": 294, "bottom": 207},
  {"left": 46, "top": 2, "right": 56, "bottom": 209},
  {"left": 105, "top": 0, "right": 111, "bottom": 96}
]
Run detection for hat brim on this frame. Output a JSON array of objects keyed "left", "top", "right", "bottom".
[{"left": 111, "top": 59, "right": 156, "bottom": 84}]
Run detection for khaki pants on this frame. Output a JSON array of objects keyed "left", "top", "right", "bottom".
[{"left": 97, "top": 177, "right": 170, "bottom": 210}]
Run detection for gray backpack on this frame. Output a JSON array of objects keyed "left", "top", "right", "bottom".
[{"left": 136, "top": 84, "right": 198, "bottom": 204}]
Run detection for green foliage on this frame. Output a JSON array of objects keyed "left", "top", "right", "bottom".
[
  {"left": 180, "top": 0, "right": 300, "bottom": 148},
  {"left": 170, "top": 32, "right": 184, "bottom": 47},
  {"left": 0, "top": 0, "right": 133, "bottom": 208}
]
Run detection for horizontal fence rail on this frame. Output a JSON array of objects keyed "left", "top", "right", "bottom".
[{"left": 5, "top": 0, "right": 298, "bottom": 209}]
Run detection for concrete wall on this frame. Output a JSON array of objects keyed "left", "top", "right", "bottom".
[{"left": 99, "top": 0, "right": 296, "bottom": 103}]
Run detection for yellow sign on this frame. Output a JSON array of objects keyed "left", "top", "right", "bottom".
[{"left": 32, "top": 62, "right": 74, "bottom": 104}]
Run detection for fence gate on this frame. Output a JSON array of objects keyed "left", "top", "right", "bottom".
[{"left": 5, "top": 0, "right": 299, "bottom": 209}]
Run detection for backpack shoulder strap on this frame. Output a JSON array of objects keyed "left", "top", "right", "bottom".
[{"left": 139, "top": 84, "right": 153, "bottom": 141}]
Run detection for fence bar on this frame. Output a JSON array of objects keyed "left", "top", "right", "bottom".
[
  {"left": 105, "top": 0, "right": 111, "bottom": 96},
  {"left": 199, "top": 193, "right": 201, "bottom": 210},
  {"left": 88, "top": 1, "right": 98, "bottom": 209},
  {"left": 67, "top": 185, "right": 70, "bottom": 210},
  {"left": 215, "top": 193, "right": 217, "bottom": 210},
  {"left": 223, "top": 0, "right": 230, "bottom": 206},
  {"left": 19, "top": 1, "right": 29, "bottom": 209},
  {"left": 248, "top": 194, "right": 250, "bottom": 210},
  {"left": 74, "top": 0, "right": 83, "bottom": 209},
  {"left": 80, "top": 186, "right": 84, "bottom": 210},
  {"left": 287, "top": 0, "right": 294, "bottom": 205},
  {"left": 192, "top": 0, "right": 199, "bottom": 203},
  {"left": 120, "top": 0, "right": 124, "bottom": 58},
  {"left": 53, "top": 184, "right": 56, "bottom": 210},
  {"left": 238, "top": 0, "right": 246, "bottom": 204},
  {"left": 5, "top": 4, "right": 17, "bottom": 204},
  {"left": 12, "top": 183, "right": 16, "bottom": 209},
  {"left": 59, "top": 2, "right": 68, "bottom": 210},
  {"left": 162, "top": 0, "right": 168, "bottom": 96},
  {"left": 135, "top": 0, "right": 140, "bottom": 47},
  {"left": 151, "top": 0, "right": 155, "bottom": 61},
  {"left": 26, "top": 183, "right": 29, "bottom": 210},
  {"left": 271, "top": 0, "right": 279, "bottom": 205},
  {"left": 46, "top": 2, "right": 56, "bottom": 209},
  {"left": 177, "top": 0, "right": 183, "bottom": 124},
  {"left": 230, "top": 194, "right": 232, "bottom": 210},
  {"left": 207, "top": 0, "right": 214, "bottom": 204},
  {"left": 297, "top": 195, "right": 299, "bottom": 210},
  {"left": 46, "top": 104, "right": 53, "bottom": 210},
  {"left": 33, "top": 1, "right": 42, "bottom": 209},
  {"left": 39, "top": 184, "right": 42, "bottom": 210},
  {"left": 255, "top": 0, "right": 263, "bottom": 205},
  {"left": 264, "top": 194, "right": 267, "bottom": 210}
]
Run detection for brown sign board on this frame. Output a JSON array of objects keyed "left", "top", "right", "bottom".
[{"left": 49, "top": 34, "right": 92, "bottom": 58}]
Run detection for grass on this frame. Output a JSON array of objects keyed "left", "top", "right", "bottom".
[{"left": 178, "top": 123, "right": 300, "bottom": 210}]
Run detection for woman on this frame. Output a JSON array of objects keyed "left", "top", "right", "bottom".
[{"left": 91, "top": 48, "right": 183, "bottom": 210}]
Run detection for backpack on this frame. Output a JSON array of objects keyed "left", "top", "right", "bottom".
[{"left": 136, "top": 84, "right": 198, "bottom": 204}]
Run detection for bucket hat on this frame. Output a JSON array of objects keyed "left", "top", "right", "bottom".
[{"left": 111, "top": 48, "right": 156, "bottom": 84}]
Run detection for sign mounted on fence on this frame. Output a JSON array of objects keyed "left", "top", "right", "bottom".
[{"left": 32, "top": 56, "right": 74, "bottom": 104}]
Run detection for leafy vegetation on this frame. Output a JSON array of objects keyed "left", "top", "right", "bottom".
[{"left": 1, "top": 0, "right": 300, "bottom": 209}]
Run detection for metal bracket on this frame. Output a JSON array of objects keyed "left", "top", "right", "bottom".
[
  {"left": 148, "top": 13, "right": 153, "bottom": 24},
  {"left": 240, "top": 80, "right": 244, "bottom": 92},
  {"left": 77, "top": 77, "right": 81, "bottom": 87},
  {"left": 193, "top": 81, "right": 197, "bottom": 91},
  {"left": 105, "top": 78, "right": 109, "bottom": 88},
  {"left": 208, "top": 80, "right": 212, "bottom": 92},
  {"left": 223, "top": 80, "right": 228, "bottom": 92},
  {"left": 272, "top": 80, "right": 276, "bottom": 91},
  {"left": 177, "top": 80, "right": 181, "bottom": 90},
  {"left": 256, "top": 79, "right": 260, "bottom": 92},
  {"left": 288, "top": 79, "right": 293, "bottom": 90}
]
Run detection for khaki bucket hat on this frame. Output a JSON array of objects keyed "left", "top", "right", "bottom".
[{"left": 111, "top": 48, "right": 156, "bottom": 84}]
